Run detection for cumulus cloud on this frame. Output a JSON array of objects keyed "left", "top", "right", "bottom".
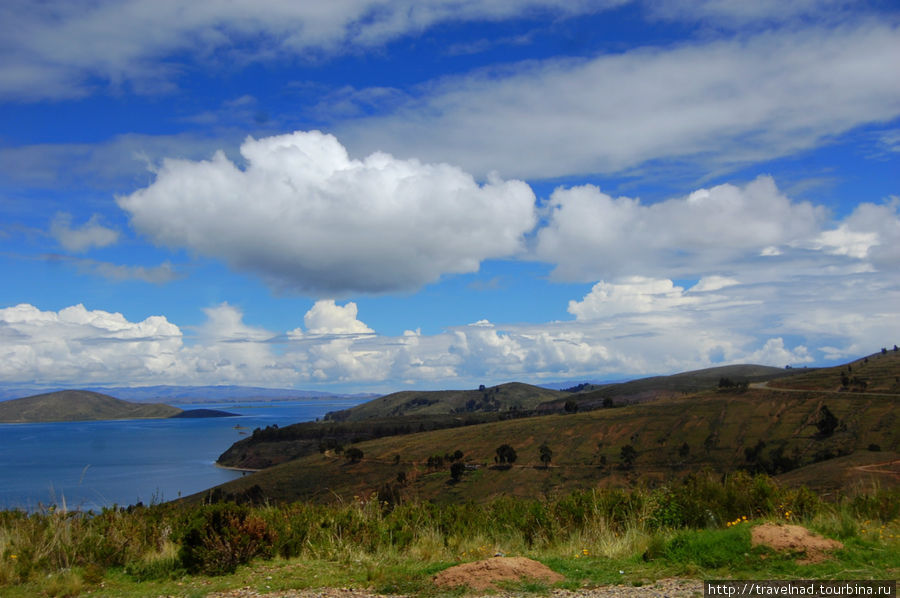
[
  {"left": 567, "top": 277, "right": 697, "bottom": 319},
  {"left": 340, "top": 22, "right": 900, "bottom": 179},
  {"left": 118, "top": 130, "right": 536, "bottom": 296},
  {"left": 0, "top": 0, "right": 621, "bottom": 100},
  {"left": 536, "top": 175, "right": 829, "bottom": 282},
  {"left": 50, "top": 213, "right": 118, "bottom": 252},
  {"left": 302, "top": 300, "right": 374, "bottom": 336},
  {"left": 3, "top": 268, "right": 900, "bottom": 390},
  {"left": 0, "top": 303, "right": 182, "bottom": 384}
]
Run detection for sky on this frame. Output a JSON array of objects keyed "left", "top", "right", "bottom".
[{"left": 1, "top": 0, "right": 899, "bottom": 394}]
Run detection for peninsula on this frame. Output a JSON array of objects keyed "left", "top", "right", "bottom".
[{"left": 0, "top": 390, "right": 236, "bottom": 423}]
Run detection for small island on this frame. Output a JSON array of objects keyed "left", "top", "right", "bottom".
[{"left": 0, "top": 390, "right": 237, "bottom": 423}]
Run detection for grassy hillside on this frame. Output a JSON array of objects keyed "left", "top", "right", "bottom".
[
  {"left": 0, "top": 390, "right": 181, "bottom": 423},
  {"left": 541, "top": 363, "right": 801, "bottom": 411},
  {"left": 768, "top": 348, "right": 900, "bottom": 392},
  {"left": 218, "top": 363, "right": 806, "bottom": 470},
  {"left": 323, "top": 381, "right": 564, "bottom": 421},
  {"left": 218, "top": 410, "right": 540, "bottom": 469},
  {"left": 199, "top": 383, "right": 899, "bottom": 505}
]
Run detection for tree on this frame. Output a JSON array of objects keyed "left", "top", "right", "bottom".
[
  {"left": 539, "top": 443, "right": 553, "bottom": 468},
  {"left": 678, "top": 442, "right": 690, "bottom": 458},
  {"left": 620, "top": 444, "right": 637, "bottom": 470},
  {"left": 345, "top": 447, "right": 364, "bottom": 463},
  {"left": 450, "top": 461, "right": 466, "bottom": 482},
  {"left": 815, "top": 405, "right": 839, "bottom": 438},
  {"left": 495, "top": 444, "right": 517, "bottom": 465},
  {"left": 564, "top": 400, "right": 579, "bottom": 413}
]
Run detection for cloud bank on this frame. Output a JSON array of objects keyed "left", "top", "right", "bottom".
[
  {"left": 339, "top": 22, "right": 900, "bottom": 179},
  {"left": 118, "top": 131, "right": 536, "bottom": 296},
  {"left": 4, "top": 262, "right": 898, "bottom": 390},
  {"left": 0, "top": 0, "right": 622, "bottom": 100}
]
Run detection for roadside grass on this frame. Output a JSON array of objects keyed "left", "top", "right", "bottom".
[{"left": 0, "top": 476, "right": 897, "bottom": 597}]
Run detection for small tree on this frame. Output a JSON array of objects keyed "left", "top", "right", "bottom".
[
  {"left": 678, "top": 442, "right": 690, "bottom": 458},
  {"left": 539, "top": 443, "right": 553, "bottom": 468},
  {"left": 564, "top": 400, "right": 579, "bottom": 413},
  {"left": 495, "top": 444, "right": 517, "bottom": 465},
  {"left": 345, "top": 447, "right": 364, "bottom": 463},
  {"left": 620, "top": 444, "right": 637, "bottom": 470},
  {"left": 450, "top": 461, "right": 466, "bottom": 482},
  {"left": 815, "top": 405, "right": 839, "bottom": 438}
]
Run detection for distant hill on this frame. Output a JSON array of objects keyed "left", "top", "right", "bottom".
[
  {"left": 539, "top": 363, "right": 801, "bottom": 411},
  {"left": 0, "top": 390, "right": 181, "bottom": 423},
  {"left": 324, "top": 382, "right": 564, "bottom": 422},
  {"left": 0, "top": 385, "right": 378, "bottom": 403}
]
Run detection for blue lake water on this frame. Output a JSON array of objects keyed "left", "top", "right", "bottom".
[{"left": 0, "top": 399, "right": 363, "bottom": 511}]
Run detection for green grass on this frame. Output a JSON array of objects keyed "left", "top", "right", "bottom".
[{"left": 1, "top": 477, "right": 897, "bottom": 597}]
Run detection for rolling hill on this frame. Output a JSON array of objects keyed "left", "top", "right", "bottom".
[
  {"left": 323, "top": 381, "right": 564, "bottom": 421},
  {"left": 539, "top": 363, "right": 801, "bottom": 411},
  {"left": 198, "top": 352, "right": 900, "bottom": 506},
  {"left": 0, "top": 390, "right": 182, "bottom": 423}
]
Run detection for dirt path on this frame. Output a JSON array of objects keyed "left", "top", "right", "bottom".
[
  {"left": 853, "top": 459, "right": 900, "bottom": 480},
  {"left": 205, "top": 578, "right": 704, "bottom": 598}
]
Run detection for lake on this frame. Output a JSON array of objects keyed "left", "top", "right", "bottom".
[{"left": 0, "top": 399, "right": 363, "bottom": 511}]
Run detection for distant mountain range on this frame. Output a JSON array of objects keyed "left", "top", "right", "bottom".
[{"left": 0, "top": 385, "right": 378, "bottom": 403}]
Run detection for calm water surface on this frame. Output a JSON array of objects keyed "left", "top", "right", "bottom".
[{"left": 0, "top": 399, "right": 362, "bottom": 511}]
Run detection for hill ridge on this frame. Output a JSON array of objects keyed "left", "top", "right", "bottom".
[{"left": 0, "top": 389, "right": 182, "bottom": 423}]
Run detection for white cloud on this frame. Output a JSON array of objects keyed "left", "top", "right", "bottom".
[
  {"left": 0, "top": 303, "right": 182, "bottom": 385},
  {"left": 302, "top": 300, "right": 374, "bottom": 335},
  {"left": 339, "top": 22, "right": 900, "bottom": 179},
  {"left": 0, "top": 0, "right": 622, "bottom": 100},
  {"left": 50, "top": 213, "right": 118, "bottom": 252},
  {"left": 690, "top": 276, "right": 740, "bottom": 293},
  {"left": 536, "top": 175, "right": 828, "bottom": 282},
  {"left": 118, "top": 130, "right": 537, "bottom": 296},
  {"left": 3, "top": 265, "right": 900, "bottom": 390},
  {"left": 568, "top": 277, "right": 697, "bottom": 319}
]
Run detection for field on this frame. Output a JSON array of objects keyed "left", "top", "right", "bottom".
[{"left": 0, "top": 475, "right": 897, "bottom": 597}]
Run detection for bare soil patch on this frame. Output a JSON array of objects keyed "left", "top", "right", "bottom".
[
  {"left": 751, "top": 523, "right": 843, "bottom": 564},
  {"left": 433, "top": 556, "right": 565, "bottom": 590}
]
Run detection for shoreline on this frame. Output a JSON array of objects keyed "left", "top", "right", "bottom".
[{"left": 214, "top": 462, "right": 261, "bottom": 473}]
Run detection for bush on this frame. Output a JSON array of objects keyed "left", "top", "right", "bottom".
[
  {"left": 495, "top": 444, "right": 517, "bottom": 465},
  {"left": 177, "top": 503, "right": 276, "bottom": 575}
]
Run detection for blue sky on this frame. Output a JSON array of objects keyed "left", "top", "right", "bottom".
[{"left": 1, "top": 0, "right": 899, "bottom": 393}]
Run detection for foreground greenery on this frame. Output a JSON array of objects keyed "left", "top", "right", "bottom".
[{"left": 1, "top": 473, "right": 897, "bottom": 597}]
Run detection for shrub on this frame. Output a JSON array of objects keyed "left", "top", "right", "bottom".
[
  {"left": 495, "top": 444, "right": 517, "bottom": 465},
  {"left": 450, "top": 461, "right": 466, "bottom": 482},
  {"left": 177, "top": 503, "right": 276, "bottom": 575}
]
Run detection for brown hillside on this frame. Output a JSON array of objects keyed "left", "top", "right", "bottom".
[
  {"left": 196, "top": 385, "right": 898, "bottom": 505},
  {"left": 324, "top": 382, "right": 563, "bottom": 422}
]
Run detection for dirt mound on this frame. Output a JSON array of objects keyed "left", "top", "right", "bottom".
[
  {"left": 433, "top": 556, "right": 564, "bottom": 590},
  {"left": 751, "top": 523, "right": 843, "bottom": 564}
]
